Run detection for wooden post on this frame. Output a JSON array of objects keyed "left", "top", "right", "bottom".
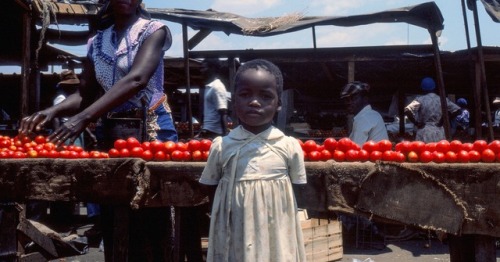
[
  {"left": 182, "top": 23, "right": 193, "bottom": 138},
  {"left": 429, "top": 29, "right": 451, "bottom": 140},
  {"left": 470, "top": 0, "right": 494, "bottom": 141},
  {"left": 20, "top": 10, "right": 31, "bottom": 117}
]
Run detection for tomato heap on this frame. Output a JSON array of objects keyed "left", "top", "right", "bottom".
[
  {"left": 107, "top": 137, "right": 212, "bottom": 162},
  {"left": 0, "top": 134, "right": 108, "bottom": 159},
  {"left": 300, "top": 137, "right": 500, "bottom": 163}
]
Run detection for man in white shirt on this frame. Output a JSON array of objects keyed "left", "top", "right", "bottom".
[
  {"left": 340, "top": 81, "right": 389, "bottom": 146},
  {"left": 200, "top": 59, "right": 230, "bottom": 138}
]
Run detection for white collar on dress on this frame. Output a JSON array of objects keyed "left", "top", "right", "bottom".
[{"left": 227, "top": 125, "right": 284, "bottom": 141}]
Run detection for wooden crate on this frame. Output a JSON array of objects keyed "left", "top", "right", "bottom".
[
  {"left": 301, "top": 218, "right": 343, "bottom": 262},
  {"left": 201, "top": 215, "right": 343, "bottom": 262}
]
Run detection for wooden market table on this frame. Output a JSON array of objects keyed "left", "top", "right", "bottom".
[{"left": 0, "top": 159, "right": 499, "bottom": 261}]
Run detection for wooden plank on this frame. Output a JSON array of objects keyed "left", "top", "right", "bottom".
[
  {"left": 16, "top": 218, "right": 57, "bottom": 258},
  {"left": 19, "top": 252, "right": 46, "bottom": 262},
  {"left": 0, "top": 204, "right": 18, "bottom": 258}
]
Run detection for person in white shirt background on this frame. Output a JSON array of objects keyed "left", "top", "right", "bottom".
[{"left": 340, "top": 81, "right": 389, "bottom": 146}]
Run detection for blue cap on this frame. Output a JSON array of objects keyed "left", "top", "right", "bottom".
[
  {"left": 457, "top": 98, "right": 467, "bottom": 106},
  {"left": 421, "top": 77, "right": 436, "bottom": 91}
]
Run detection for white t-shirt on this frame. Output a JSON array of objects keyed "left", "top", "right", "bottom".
[
  {"left": 350, "top": 105, "right": 389, "bottom": 146},
  {"left": 202, "top": 78, "right": 229, "bottom": 134}
]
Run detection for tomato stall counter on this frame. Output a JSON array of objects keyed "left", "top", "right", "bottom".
[{"left": 0, "top": 159, "right": 499, "bottom": 261}]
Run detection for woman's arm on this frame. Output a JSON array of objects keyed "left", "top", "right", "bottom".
[{"left": 50, "top": 28, "right": 167, "bottom": 145}]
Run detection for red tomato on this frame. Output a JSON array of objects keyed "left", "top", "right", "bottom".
[
  {"left": 362, "top": 140, "right": 378, "bottom": 153},
  {"left": 411, "top": 141, "right": 426, "bottom": 154},
  {"left": 126, "top": 137, "right": 141, "bottom": 150},
  {"left": 130, "top": 147, "right": 144, "bottom": 158},
  {"left": 307, "top": 151, "right": 322, "bottom": 162},
  {"left": 200, "top": 139, "right": 212, "bottom": 151},
  {"left": 202, "top": 151, "right": 210, "bottom": 161},
  {"left": 394, "top": 141, "right": 411, "bottom": 154},
  {"left": 369, "top": 151, "right": 383, "bottom": 162},
  {"left": 0, "top": 151, "right": 10, "bottom": 158},
  {"left": 69, "top": 151, "right": 80, "bottom": 159},
  {"left": 79, "top": 151, "right": 90, "bottom": 158},
  {"left": 450, "top": 140, "right": 463, "bottom": 153},
  {"left": 175, "top": 142, "right": 189, "bottom": 152},
  {"left": 164, "top": 141, "right": 176, "bottom": 154},
  {"left": 481, "top": 149, "right": 496, "bottom": 163},
  {"left": 382, "top": 151, "right": 394, "bottom": 161},
  {"left": 487, "top": 140, "right": 500, "bottom": 154},
  {"left": 432, "top": 151, "right": 445, "bottom": 163},
  {"left": 188, "top": 139, "right": 202, "bottom": 152},
  {"left": 445, "top": 151, "right": 457, "bottom": 163},
  {"left": 191, "top": 150, "right": 203, "bottom": 161},
  {"left": 345, "top": 149, "right": 359, "bottom": 162},
  {"left": 72, "top": 146, "right": 84, "bottom": 153},
  {"left": 337, "top": 138, "right": 354, "bottom": 152},
  {"left": 34, "top": 144, "right": 44, "bottom": 152},
  {"left": 358, "top": 149, "right": 369, "bottom": 162},
  {"left": 171, "top": 150, "right": 184, "bottom": 161},
  {"left": 316, "top": 144, "right": 325, "bottom": 152},
  {"left": 120, "top": 148, "right": 131, "bottom": 158},
  {"left": 38, "top": 149, "right": 49, "bottom": 158},
  {"left": 26, "top": 150, "right": 38, "bottom": 158},
  {"left": 394, "top": 152, "right": 406, "bottom": 162},
  {"left": 323, "top": 138, "right": 338, "bottom": 152},
  {"left": 332, "top": 150, "right": 345, "bottom": 162},
  {"left": 407, "top": 151, "right": 419, "bottom": 162},
  {"left": 320, "top": 150, "right": 332, "bottom": 161},
  {"left": 114, "top": 139, "right": 127, "bottom": 150},
  {"left": 153, "top": 151, "right": 167, "bottom": 161},
  {"left": 0, "top": 139, "right": 11, "bottom": 148},
  {"left": 43, "top": 142, "right": 56, "bottom": 151},
  {"left": 303, "top": 140, "right": 318, "bottom": 153},
  {"left": 48, "top": 150, "right": 59, "bottom": 158},
  {"left": 150, "top": 140, "right": 165, "bottom": 153},
  {"left": 462, "top": 142, "right": 474, "bottom": 152},
  {"left": 34, "top": 135, "right": 47, "bottom": 144},
  {"left": 436, "top": 140, "right": 450, "bottom": 153},
  {"left": 12, "top": 151, "right": 25, "bottom": 159},
  {"left": 468, "top": 150, "right": 481, "bottom": 162},
  {"left": 183, "top": 151, "right": 192, "bottom": 161},
  {"left": 59, "top": 150, "right": 71, "bottom": 159},
  {"left": 377, "top": 140, "right": 393, "bottom": 152},
  {"left": 419, "top": 151, "right": 433, "bottom": 163},
  {"left": 89, "top": 151, "right": 101, "bottom": 158},
  {"left": 108, "top": 148, "right": 120, "bottom": 158},
  {"left": 473, "top": 140, "right": 488, "bottom": 153},
  {"left": 456, "top": 150, "right": 470, "bottom": 163},
  {"left": 141, "top": 141, "right": 151, "bottom": 151},
  {"left": 141, "top": 150, "right": 153, "bottom": 161}
]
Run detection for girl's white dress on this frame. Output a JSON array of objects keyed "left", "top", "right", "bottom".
[{"left": 200, "top": 126, "right": 307, "bottom": 262}]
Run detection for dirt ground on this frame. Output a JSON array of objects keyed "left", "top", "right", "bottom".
[{"left": 49, "top": 230, "right": 500, "bottom": 262}]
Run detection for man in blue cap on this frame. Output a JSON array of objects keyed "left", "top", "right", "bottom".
[{"left": 405, "top": 77, "right": 461, "bottom": 142}]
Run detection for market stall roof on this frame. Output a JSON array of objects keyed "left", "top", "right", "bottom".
[{"left": 149, "top": 1, "right": 444, "bottom": 38}]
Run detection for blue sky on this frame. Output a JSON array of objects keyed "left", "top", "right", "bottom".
[{"left": 1, "top": 0, "right": 499, "bottom": 73}]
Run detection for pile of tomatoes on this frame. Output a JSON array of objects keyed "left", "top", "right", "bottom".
[
  {"left": 107, "top": 137, "right": 212, "bottom": 162},
  {"left": 0, "top": 134, "right": 108, "bottom": 159},
  {"left": 300, "top": 137, "right": 500, "bottom": 163}
]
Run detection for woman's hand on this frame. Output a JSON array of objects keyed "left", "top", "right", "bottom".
[
  {"left": 48, "top": 114, "right": 90, "bottom": 147},
  {"left": 19, "top": 108, "right": 58, "bottom": 135}
]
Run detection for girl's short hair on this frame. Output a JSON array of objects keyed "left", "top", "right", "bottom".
[{"left": 234, "top": 59, "right": 283, "bottom": 98}]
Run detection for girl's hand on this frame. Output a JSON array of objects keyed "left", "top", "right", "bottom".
[
  {"left": 49, "top": 114, "right": 89, "bottom": 147},
  {"left": 19, "top": 108, "right": 58, "bottom": 135}
]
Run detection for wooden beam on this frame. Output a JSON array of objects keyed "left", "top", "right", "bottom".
[
  {"left": 17, "top": 218, "right": 57, "bottom": 258},
  {"left": 188, "top": 29, "right": 212, "bottom": 50}
]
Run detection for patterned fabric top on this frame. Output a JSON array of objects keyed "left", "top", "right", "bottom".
[{"left": 88, "top": 18, "right": 171, "bottom": 112}]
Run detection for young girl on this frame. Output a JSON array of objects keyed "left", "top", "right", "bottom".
[{"left": 199, "top": 59, "right": 307, "bottom": 261}]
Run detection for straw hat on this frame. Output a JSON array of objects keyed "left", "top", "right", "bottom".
[{"left": 58, "top": 70, "right": 80, "bottom": 86}]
